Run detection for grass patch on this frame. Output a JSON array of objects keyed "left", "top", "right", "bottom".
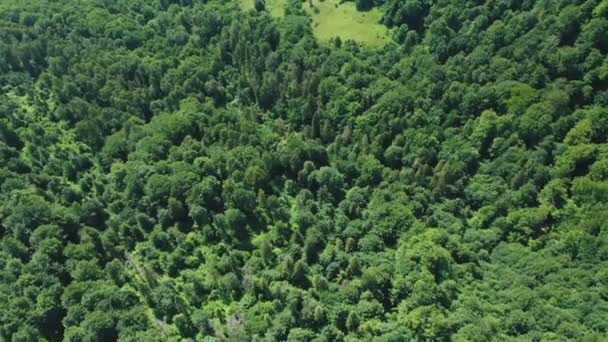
[
  {"left": 238, "top": 0, "right": 390, "bottom": 47},
  {"left": 304, "top": 0, "right": 389, "bottom": 47},
  {"left": 239, "top": 0, "right": 286, "bottom": 18}
]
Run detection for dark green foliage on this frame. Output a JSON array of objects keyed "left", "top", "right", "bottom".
[
  {"left": 1, "top": 0, "right": 608, "bottom": 340},
  {"left": 255, "top": 0, "right": 266, "bottom": 12},
  {"left": 356, "top": 0, "right": 374, "bottom": 12}
]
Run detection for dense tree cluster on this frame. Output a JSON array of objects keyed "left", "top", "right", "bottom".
[{"left": 1, "top": 0, "right": 608, "bottom": 340}]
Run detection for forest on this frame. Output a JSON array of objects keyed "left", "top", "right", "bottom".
[{"left": 1, "top": 0, "right": 608, "bottom": 341}]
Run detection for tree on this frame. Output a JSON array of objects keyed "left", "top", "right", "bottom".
[
  {"left": 2, "top": 0, "right": 608, "bottom": 340},
  {"left": 255, "top": 0, "right": 266, "bottom": 12},
  {"left": 356, "top": 0, "right": 373, "bottom": 12},
  {"left": 346, "top": 311, "right": 359, "bottom": 332},
  {"left": 291, "top": 260, "right": 310, "bottom": 288},
  {"left": 312, "top": 166, "right": 345, "bottom": 199}
]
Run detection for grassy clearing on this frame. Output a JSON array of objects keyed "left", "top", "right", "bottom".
[
  {"left": 239, "top": 0, "right": 390, "bottom": 47},
  {"left": 304, "top": 0, "right": 389, "bottom": 47},
  {"left": 239, "top": 0, "right": 286, "bottom": 18}
]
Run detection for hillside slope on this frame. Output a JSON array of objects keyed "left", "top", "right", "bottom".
[{"left": 1, "top": 0, "right": 608, "bottom": 340}]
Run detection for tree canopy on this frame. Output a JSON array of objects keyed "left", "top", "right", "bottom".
[{"left": 1, "top": 0, "right": 608, "bottom": 340}]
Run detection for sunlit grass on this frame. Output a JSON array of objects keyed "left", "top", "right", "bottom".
[
  {"left": 304, "top": 0, "right": 389, "bottom": 47},
  {"left": 239, "top": 0, "right": 390, "bottom": 46}
]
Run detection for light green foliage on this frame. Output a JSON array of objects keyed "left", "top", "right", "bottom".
[{"left": 1, "top": 0, "right": 608, "bottom": 341}]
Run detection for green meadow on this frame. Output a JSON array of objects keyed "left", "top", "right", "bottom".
[
  {"left": 240, "top": 0, "right": 390, "bottom": 47},
  {"left": 304, "top": 0, "right": 389, "bottom": 47}
]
